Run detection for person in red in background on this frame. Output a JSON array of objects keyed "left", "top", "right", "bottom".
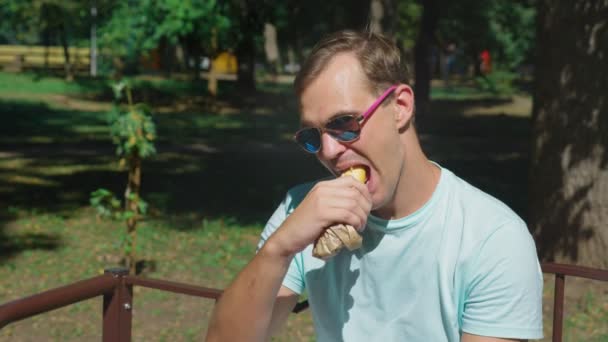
[{"left": 480, "top": 49, "right": 492, "bottom": 75}]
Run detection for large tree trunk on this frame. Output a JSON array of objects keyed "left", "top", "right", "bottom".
[
  {"left": 414, "top": 0, "right": 439, "bottom": 117},
  {"left": 530, "top": 0, "right": 608, "bottom": 269}
]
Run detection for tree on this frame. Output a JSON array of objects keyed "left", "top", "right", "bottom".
[
  {"left": 530, "top": 0, "right": 608, "bottom": 269},
  {"left": 0, "top": 0, "right": 117, "bottom": 78},
  {"left": 414, "top": 0, "right": 439, "bottom": 116},
  {"left": 0, "top": 0, "right": 80, "bottom": 79},
  {"left": 91, "top": 81, "right": 156, "bottom": 274},
  {"left": 99, "top": 0, "right": 230, "bottom": 77},
  {"left": 39, "top": 1, "right": 78, "bottom": 80},
  {"left": 232, "top": 0, "right": 259, "bottom": 90}
]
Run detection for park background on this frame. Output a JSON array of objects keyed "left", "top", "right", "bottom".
[{"left": 0, "top": 0, "right": 606, "bottom": 340}]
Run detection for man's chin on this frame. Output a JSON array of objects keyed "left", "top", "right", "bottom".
[{"left": 370, "top": 194, "right": 388, "bottom": 212}]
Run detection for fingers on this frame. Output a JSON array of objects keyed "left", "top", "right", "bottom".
[
  {"left": 316, "top": 177, "right": 371, "bottom": 201},
  {"left": 311, "top": 178, "right": 371, "bottom": 230},
  {"left": 313, "top": 183, "right": 371, "bottom": 214},
  {"left": 332, "top": 206, "right": 368, "bottom": 231},
  {"left": 332, "top": 176, "right": 372, "bottom": 203}
]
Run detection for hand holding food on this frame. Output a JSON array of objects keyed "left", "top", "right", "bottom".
[{"left": 312, "top": 167, "right": 367, "bottom": 260}]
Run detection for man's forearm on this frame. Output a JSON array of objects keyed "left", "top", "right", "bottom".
[{"left": 206, "top": 240, "right": 292, "bottom": 342}]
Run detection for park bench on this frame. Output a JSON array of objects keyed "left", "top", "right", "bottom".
[
  {"left": 0, "top": 263, "right": 606, "bottom": 341},
  {"left": 0, "top": 45, "right": 90, "bottom": 72}
]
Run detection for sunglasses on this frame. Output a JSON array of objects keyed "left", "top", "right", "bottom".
[{"left": 294, "top": 85, "right": 398, "bottom": 153}]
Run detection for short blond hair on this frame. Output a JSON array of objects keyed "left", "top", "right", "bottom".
[{"left": 294, "top": 30, "right": 411, "bottom": 99}]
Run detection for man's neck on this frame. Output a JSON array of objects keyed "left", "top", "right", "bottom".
[{"left": 373, "top": 130, "right": 441, "bottom": 220}]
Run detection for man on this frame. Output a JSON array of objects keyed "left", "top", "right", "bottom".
[{"left": 207, "top": 30, "right": 543, "bottom": 341}]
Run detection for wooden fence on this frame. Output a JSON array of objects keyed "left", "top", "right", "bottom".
[
  {"left": 0, "top": 45, "right": 90, "bottom": 72},
  {"left": 0, "top": 263, "right": 606, "bottom": 341}
]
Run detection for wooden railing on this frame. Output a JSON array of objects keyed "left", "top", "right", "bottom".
[
  {"left": 0, "top": 263, "right": 606, "bottom": 341},
  {"left": 541, "top": 263, "right": 608, "bottom": 341}
]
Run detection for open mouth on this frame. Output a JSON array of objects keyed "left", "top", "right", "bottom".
[{"left": 340, "top": 164, "right": 371, "bottom": 184}]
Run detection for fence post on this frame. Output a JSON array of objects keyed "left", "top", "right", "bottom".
[
  {"left": 552, "top": 273, "right": 565, "bottom": 342},
  {"left": 103, "top": 268, "right": 132, "bottom": 342}
]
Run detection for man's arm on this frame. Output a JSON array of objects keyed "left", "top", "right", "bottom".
[
  {"left": 206, "top": 241, "right": 293, "bottom": 342},
  {"left": 268, "top": 286, "right": 299, "bottom": 337}
]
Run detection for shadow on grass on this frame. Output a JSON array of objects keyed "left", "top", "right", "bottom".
[
  {"left": 0, "top": 90, "right": 532, "bottom": 231},
  {"left": 0, "top": 232, "right": 62, "bottom": 261},
  {"left": 0, "top": 93, "right": 321, "bottom": 226},
  {"left": 0, "top": 100, "right": 109, "bottom": 145},
  {"left": 0, "top": 209, "right": 62, "bottom": 264}
]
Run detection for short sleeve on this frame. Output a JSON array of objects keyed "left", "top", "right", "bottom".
[
  {"left": 257, "top": 194, "right": 306, "bottom": 295},
  {"left": 461, "top": 219, "right": 544, "bottom": 339}
]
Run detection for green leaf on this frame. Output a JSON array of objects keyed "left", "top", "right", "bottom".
[{"left": 137, "top": 198, "right": 149, "bottom": 215}]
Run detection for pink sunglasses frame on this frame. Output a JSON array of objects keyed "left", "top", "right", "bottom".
[{"left": 359, "top": 85, "right": 398, "bottom": 122}]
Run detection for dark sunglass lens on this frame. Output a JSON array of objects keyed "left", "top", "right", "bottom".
[
  {"left": 296, "top": 128, "right": 321, "bottom": 152},
  {"left": 336, "top": 130, "right": 359, "bottom": 141},
  {"left": 327, "top": 116, "right": 360, "bottom": 142}
]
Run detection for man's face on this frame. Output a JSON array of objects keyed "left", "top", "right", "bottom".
[{"left": 299, "top": 53, "right": 407, "bottom": 210}]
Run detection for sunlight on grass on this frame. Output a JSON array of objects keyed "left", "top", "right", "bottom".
[
  {"left": 0, "top": 72, "right": 92, "bottom": 94},
  {"left": 431, "top": 85, "right": 512, "bottom": 100},
  {"left": 6, "top": 174, "right": 59, "bottom": 187},
  {"left": 0, "top": 71, "right": 209, "bottom": 97},
  {"left": 0, "top": 157, "right": 119, "bottom": 176}
]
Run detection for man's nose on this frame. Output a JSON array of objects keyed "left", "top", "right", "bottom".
[{"left": 318, "top": 132, "right": 346, "bottom": 160}]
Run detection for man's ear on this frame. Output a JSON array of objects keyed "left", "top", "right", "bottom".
[{"left": 393, "top": 85, "right": 415, "bottom": 130}]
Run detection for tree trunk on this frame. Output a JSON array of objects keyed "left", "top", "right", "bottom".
[
  {"left": 236, "top": 0, "right": 257, "bottom": 91},
  {"left": 159, "top": 37, "right": 173, "bottom": 77},
  {"left": 264, "top": 22, "right": 280, "bottom": 77},
  {"left": 125, "top": 153, "right": 141, "bottom": 274},
  {"left": 384, "top": 0, "right": 400, "bottom": 39},
  {"left": 59, "top": 22, "right": 73, "bottom": 81},
  {"left": 530, "top": 0, "right": 608, "bottom": 269},
  {"left": 414, "top": 0, "right": 439, "bottom": 117},
  {"left": 90, "top": 1, "right": 98, "bottom": 77},
  {"left": 286, "top": 1, "right": 304, "bottom": 64},
  {"left": 42, "top": 27, "right": 51, "bottom": 71},
  {"left": 369, "top": 0, "right": 384, "bottom": 34}
]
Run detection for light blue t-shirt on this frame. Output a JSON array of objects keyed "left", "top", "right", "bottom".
[{"left": 258, "top": 166, "right": 543, "bottom": 341}]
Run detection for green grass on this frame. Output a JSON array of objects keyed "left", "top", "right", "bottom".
[
  {"left": 431, "top": 70, "right": 522, "bottom": 100},
  {"left": 431, "top": 84, "right": 512, "bottom": 100},
  {"left": 564, "top": 291, "right": 608, "bottom": 341},
  {"left": 0, "top": 71, "right": 217, "bottom": 99},
  {"left": 0, "top": 208, "right": 314, "bottom": 340},
  {"left": 0, "top": 71, "right": 605, "bottom": 341}
]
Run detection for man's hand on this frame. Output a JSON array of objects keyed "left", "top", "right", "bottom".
[{"left": 267, "top": 176, "right": 372, "bottom": 257}]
